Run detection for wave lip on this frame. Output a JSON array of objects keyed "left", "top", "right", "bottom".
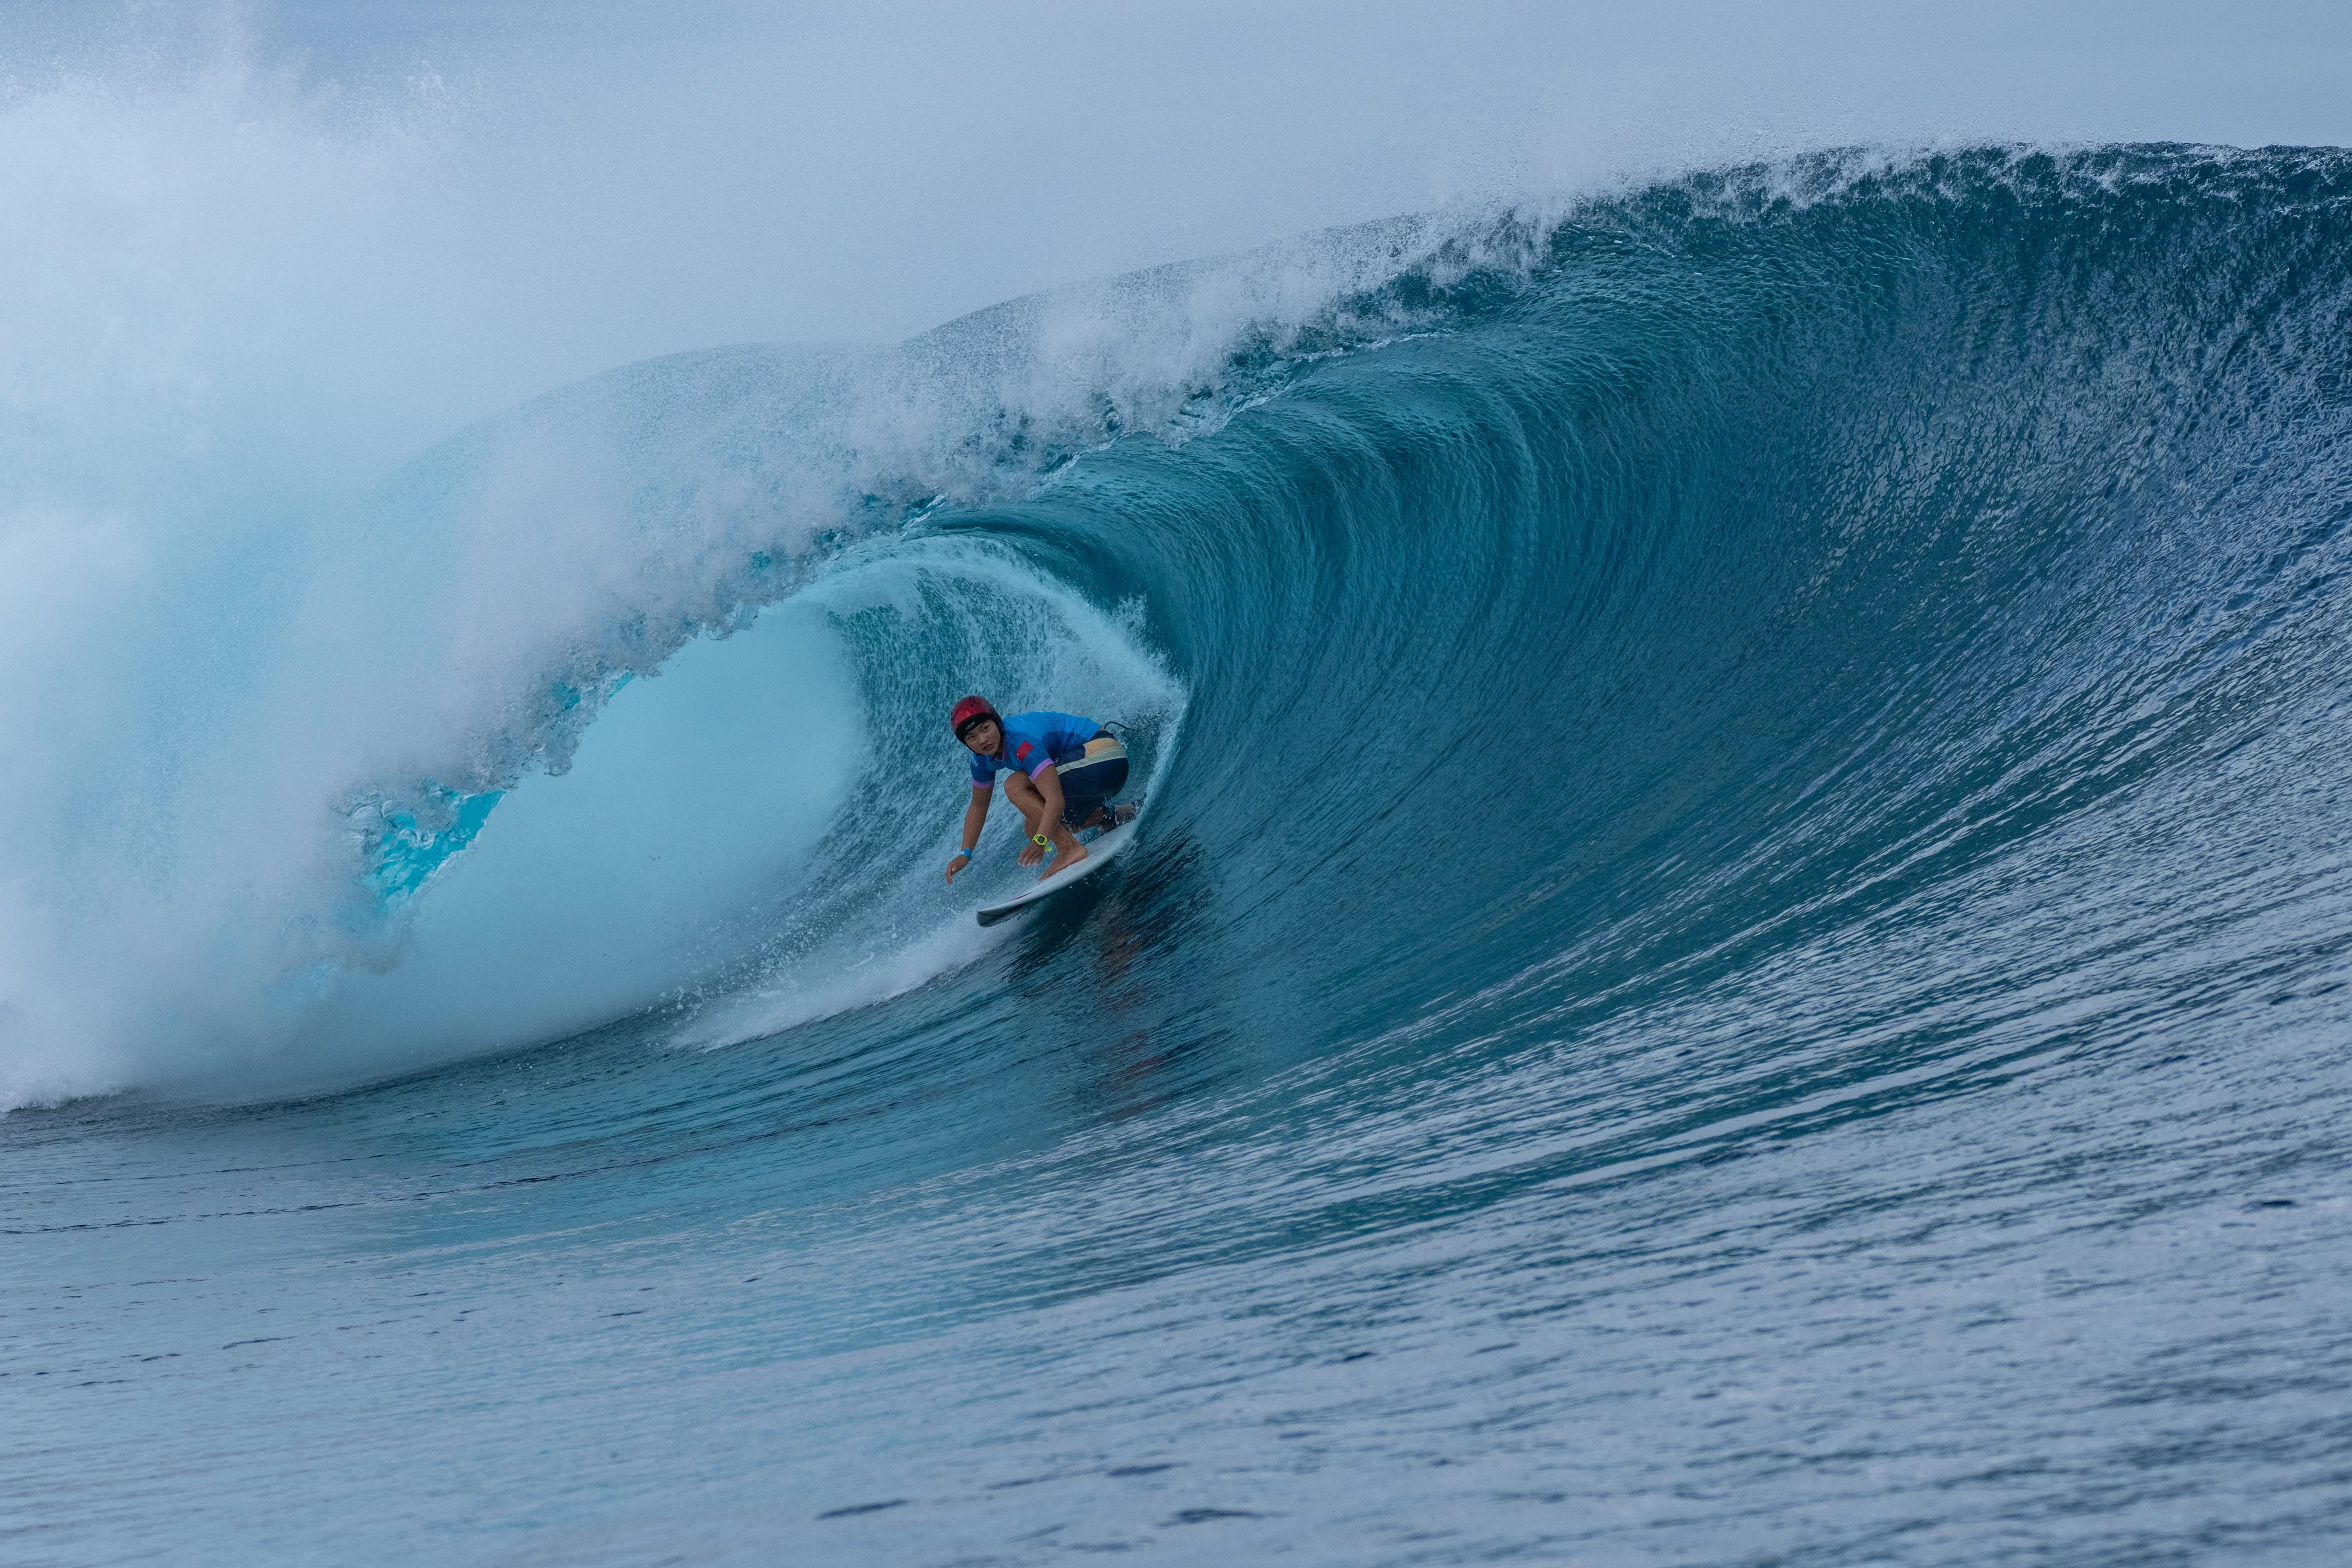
[
  {"left": 0, "top": 191, "right": 1468, "bottom": 1106},
  {"left": 8, "top": 141, "right": 2352, "bottom": 1122}
]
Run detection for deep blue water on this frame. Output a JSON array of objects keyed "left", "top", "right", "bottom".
[{"left": 7, "top": 147, "right": 2352, "bottom": 1564}]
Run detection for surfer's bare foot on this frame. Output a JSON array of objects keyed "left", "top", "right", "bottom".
[{"left": 1040, "top": 844, "right": 1088, "bottom": 881}]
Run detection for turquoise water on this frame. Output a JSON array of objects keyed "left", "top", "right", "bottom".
[{"left": 7, "top": 148, "right": 2352, "bottom": 1564}]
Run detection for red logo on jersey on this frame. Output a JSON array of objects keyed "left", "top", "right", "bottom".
[{"left": 1015, "top": 741, "right": 1032, "bottom": 759}]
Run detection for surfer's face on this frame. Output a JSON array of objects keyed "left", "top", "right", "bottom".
[{"left": 961, "top": 718, "right": 1001, "bottom": 756}]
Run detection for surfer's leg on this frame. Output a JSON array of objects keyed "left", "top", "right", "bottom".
[
  {"left": 1041, "top": 825, "right": 1088, "bottom": 879},
  {"left": 1002, "top": 769, "right": 1039, "bottom": 823},
  {"left": 1023, "top": 797, "right": 1087, "bottom": 878},
  {"left": 1011, "top": 775, "right": 1088, "bottom": 877},
  {"left": 1066, "top": 799, "right": 1133, "bottom": 834},
  {"left": 1002, "top": 771, "right": 1051, "bottom": 861},
  {"left": 1053, "top": 748, "right": 1128, "bottom": 836},
  {"left": 1004, "top": 770, "right": 1088, "bottom": 874}
]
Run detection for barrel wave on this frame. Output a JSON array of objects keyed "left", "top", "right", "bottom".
[{"left": 8, "top": 147, "right": 2352, "bottom": 1565}]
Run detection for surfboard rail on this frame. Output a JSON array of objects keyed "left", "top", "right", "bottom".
[{"left": 974, "top": 816, "right": 1140, "bottom": 925}]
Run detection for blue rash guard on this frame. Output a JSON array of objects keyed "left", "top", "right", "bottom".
[{"left": 968, "top": 710, "right": 1102, "bottom": 788}]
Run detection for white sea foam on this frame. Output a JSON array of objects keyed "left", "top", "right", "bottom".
[
  {"left": 667, "top": 535, "right": 1187, "bottom": 1056},
  {"left": 0, "top": 27, "right": 1526, "bottom": 1109}
]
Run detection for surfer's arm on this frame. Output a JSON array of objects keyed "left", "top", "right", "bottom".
[
  {"left": 946, "top": 786, "right": 992, "bottom": 883},
  {"left": 1001, "top": 763, "right": 1063, "bottom": 867}
]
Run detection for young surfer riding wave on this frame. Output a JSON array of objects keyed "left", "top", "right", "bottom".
[{"left": 943, "top": 696, "right": 1137, "bottom": 884}]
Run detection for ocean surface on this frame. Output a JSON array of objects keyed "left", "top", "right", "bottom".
[{"left": 7, "top": 146, "right": 2352, "bottom": 1565}]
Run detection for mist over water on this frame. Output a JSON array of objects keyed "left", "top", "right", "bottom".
[{"left": 8, "top": 7, "right": 2352, "bottom": 1567}]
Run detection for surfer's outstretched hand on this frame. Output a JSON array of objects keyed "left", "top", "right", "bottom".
[{"left": 945, "top": 851, "right": 971, "bottom": 884}]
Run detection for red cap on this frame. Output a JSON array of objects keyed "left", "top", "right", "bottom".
[{"left": 950, "top": 695, "right": 998, "bottom": 739}]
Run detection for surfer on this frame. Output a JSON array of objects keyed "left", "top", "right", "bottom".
[{"left": 944, "top": 696, "right": 1134, "bottom": 883}]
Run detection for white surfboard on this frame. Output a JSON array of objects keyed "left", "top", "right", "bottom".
[{"left": 975, "top": 816, "right": 1142, "bottom": 926}]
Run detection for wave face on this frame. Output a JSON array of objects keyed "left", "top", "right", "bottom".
[{"left": 10, "top": 147, "right": 2352, "bottom": 1564}]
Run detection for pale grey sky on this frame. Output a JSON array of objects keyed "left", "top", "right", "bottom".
[{"left": 7, "top": 1, "right": 2348, "bottom": 453}]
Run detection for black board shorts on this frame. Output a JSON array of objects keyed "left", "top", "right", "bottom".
[{"left": 1053, "top": 735, "right": 1129, "bottom": 825}]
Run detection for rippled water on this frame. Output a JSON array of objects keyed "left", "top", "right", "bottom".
[{"left": 8, "top": 148, "right": 2352, "bottom": 1564}]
